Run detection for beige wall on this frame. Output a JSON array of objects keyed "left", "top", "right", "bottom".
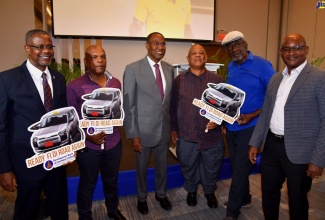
[
  {"left": 101, "top": 40, "right": 192, "bottom": 82},
  {"left": 0, "top": 0, "right": 324, "bottom": 80},
  {"left": 0, "top": 0, "right": 35, "bottom": 70},
  {"left": 217, "top": 0, "right": 271, "bottom": 58},
  {"left": 279, "top": 0, "right": 325, "bottom": 70}
]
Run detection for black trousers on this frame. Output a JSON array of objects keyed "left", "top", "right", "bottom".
[
  {"left": 76, "top": 140, "right": 122, "bottom": 220},
  {"left": 261, "top": 132, "right": 312, "bottom": 220},
  {"left": 14, "top": 166, "right": 68, "bottom": 220},
  {"left": 226, "top": 126, "right": 254, "bottom": 218}
]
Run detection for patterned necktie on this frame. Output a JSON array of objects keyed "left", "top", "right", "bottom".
[
  {"left": 154, "top": 64, "right": 164, "bottom": 100},
  {"left": 42, "top": 72, "right": 52, "bottom": 112}
]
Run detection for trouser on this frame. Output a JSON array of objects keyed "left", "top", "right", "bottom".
[
  {"left": 261, "top": 132, "right": 312, "bottom": 220},
  {"left": 14, "top": 166, "right": 68, "bottom": 220},
  {"left": 176, "top": 136, "right": 224, "bottom": 194},
  {"left": 136, "top": 131, "right": 169, "bottom": 201},
  {"left": 226, "top": 126, "right": 254, "bottom": 218},
  {"left": 77, "top": 140, "right": 122, "bottom": 220}
]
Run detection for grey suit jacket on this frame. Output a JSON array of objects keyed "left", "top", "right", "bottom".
[
  {"left": 249, "top": 63, "right": 325, "bottom": 167},
  {"left": 123, "top": 57, "right": 174, "bottom": 147}
]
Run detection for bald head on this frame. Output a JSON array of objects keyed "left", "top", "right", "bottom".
[
  {"left": 280, "top": 33, "right": 309, "bottom": 73},
  {"left": 187, "top": 44, "right": 208, "bottom": 75},
  {"left": 187, "top": 44, "right": 206, "bottom": 56},
  {"left": 85, "top": 45, "right": 105, "bottom": 56},
  {"left": 282, "top": 33, "right": 306, "bottom": 47},
  {"left": 84, "top": 45, "right": 107, "bottom": 75}
]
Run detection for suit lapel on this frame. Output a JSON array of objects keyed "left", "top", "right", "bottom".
[
  {"left": 273, "top": 74, "right": 283, "bottom": 96},
  {"left": 20, "top": 63, "right": 46, "bottom": 112},
  {"left": 269, "top": 73, "right": 283, "bottom": 111},
  {"left": 143, "top": 58, "right": 156, "bottom": 81},
  {"left": 50, "top": 70, "right": 60, "bottom": 110},
  {"left": 286, "top": 63, "right": 310, "bottom": 103}
]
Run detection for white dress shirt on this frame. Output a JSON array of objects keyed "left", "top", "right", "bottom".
[
  {"left": 147, "top": 56, "right": 166, "bottom": 92},
  {"left": 269, "top": 60, "right": 307, "bottom": 135},
  {"left": 26, "top": 59, "right": 53, "bottom": 104}
]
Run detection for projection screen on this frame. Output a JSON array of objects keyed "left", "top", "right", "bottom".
[{"left": 51, "top": 0, "right": 215, "bottom": 41}]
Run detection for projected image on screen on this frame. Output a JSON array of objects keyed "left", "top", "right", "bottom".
[{"left": 52, "top": 0, "right": 215, "bottom": 41}]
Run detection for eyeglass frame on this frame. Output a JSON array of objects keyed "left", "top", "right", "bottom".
[
  {"left": 280, "top": 45, "right": 307, "bottom": 54},
  {"left": 27, "top": 44, "right": 55, "bottom": 50}
]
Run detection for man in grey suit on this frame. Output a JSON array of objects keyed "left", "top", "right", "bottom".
[
  {"left": 249, "top": 33, "right": 325, "bottom": 220},
  {"left": 123, "top": 32, "right": 174, "bottom": 215}
]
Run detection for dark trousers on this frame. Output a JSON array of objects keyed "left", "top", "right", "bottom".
[
  {"left": 76, "top": 140, "right": 122, "bottom": 220},
  {"left": 14, "top": 166, "right": 68, "bottom": 220},
  {"left": 226, "top": 126, "right": 254, "bottom": 218},
  {"left": 261, "top": 132, "right": 312, "bottom": 220},
  {"left": 176, "top": 136, "right": 224, "bottom": 194}
]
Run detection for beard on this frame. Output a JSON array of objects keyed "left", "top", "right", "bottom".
[{"left": 232, "top": 54, "right": 243, "bottom": 62}]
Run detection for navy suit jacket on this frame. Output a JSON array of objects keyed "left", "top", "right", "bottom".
[
  {"left": 249, "top": 63, "right": 325, "bottom": 167},
  {"left": 0, "top": 61, "right": 67, "bottom": 181}
]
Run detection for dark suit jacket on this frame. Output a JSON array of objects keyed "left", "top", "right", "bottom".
[
  {"left": 123, "top": 57, "right": 174, "bottom": 147},
  {"left": 0, "top": 61, "right": 67, "bottom": 181},
  {"left": 249, "top": 63, "right": 325, "bottom": 167}
]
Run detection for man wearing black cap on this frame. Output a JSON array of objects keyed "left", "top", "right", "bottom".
[{"left": 221, "top": 31, "right": 275, "bottom": 220}]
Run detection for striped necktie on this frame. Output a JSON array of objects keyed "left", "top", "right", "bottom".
[{"left": 42, "top": 72, "right": 52, "bottom": 112}]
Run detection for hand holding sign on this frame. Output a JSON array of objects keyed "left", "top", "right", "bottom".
[{"left": 205, "top": 120, "right": 217, "bottom": 133}]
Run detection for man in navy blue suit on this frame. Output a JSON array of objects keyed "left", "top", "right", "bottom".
[{"left": 0, "top": 29, "right": 69, "bottom": 220}]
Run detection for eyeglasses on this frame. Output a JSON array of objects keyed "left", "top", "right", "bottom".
[
  {"left": 280, "top": 45, "right": 306, "bottom": 54},
  {"left": 225, "top": 40, "right": 243, "bottom": 50},
  {"left": 148, "top": 42, "right": 166, "bottom": 47},
  {"left": 27, "top": 44, "right": 55, "bottom": 50}
]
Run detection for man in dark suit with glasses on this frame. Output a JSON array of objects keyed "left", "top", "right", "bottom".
[{"left": 0, "top": 29, "right": 69, "bottom": 220}]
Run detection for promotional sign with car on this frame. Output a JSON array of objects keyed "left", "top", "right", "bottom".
[
  {"left": 193, "top": 83, "right": 246, "bottom": 125},
  {"left": 26, "top": 107, "right": 86, "bottom": 170},
  {"left": 79, "top": 88, "right": 124, "bottom": 135}
]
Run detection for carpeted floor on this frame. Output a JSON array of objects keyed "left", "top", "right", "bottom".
[{"left": 1, "top": 172, "right": 324, "bottom": 220}]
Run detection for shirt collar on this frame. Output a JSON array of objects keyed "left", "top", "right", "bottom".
[
  {"left": 230, "top": 51, "right": 253, "bottom": 65},
  {"left": 147, "top": 56, "right": 161, "bottom": 66},
  {"left": 184, "top": 68, "right": 208, "bottom": 79},
  {"left": 104, "top": 70, "right": 113, "bottom": 80},
  {"left": 86, "top": 70, "right": 113, "bottom": 82},
  {"left": 282, "top": 60, "right": 307, "bottom": 76},
  {"left": 26, "top": 59, "right": 49, "bottom": 76},
  {"left": 246, "top": 51, "right": 254, "bottom": 61}
]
